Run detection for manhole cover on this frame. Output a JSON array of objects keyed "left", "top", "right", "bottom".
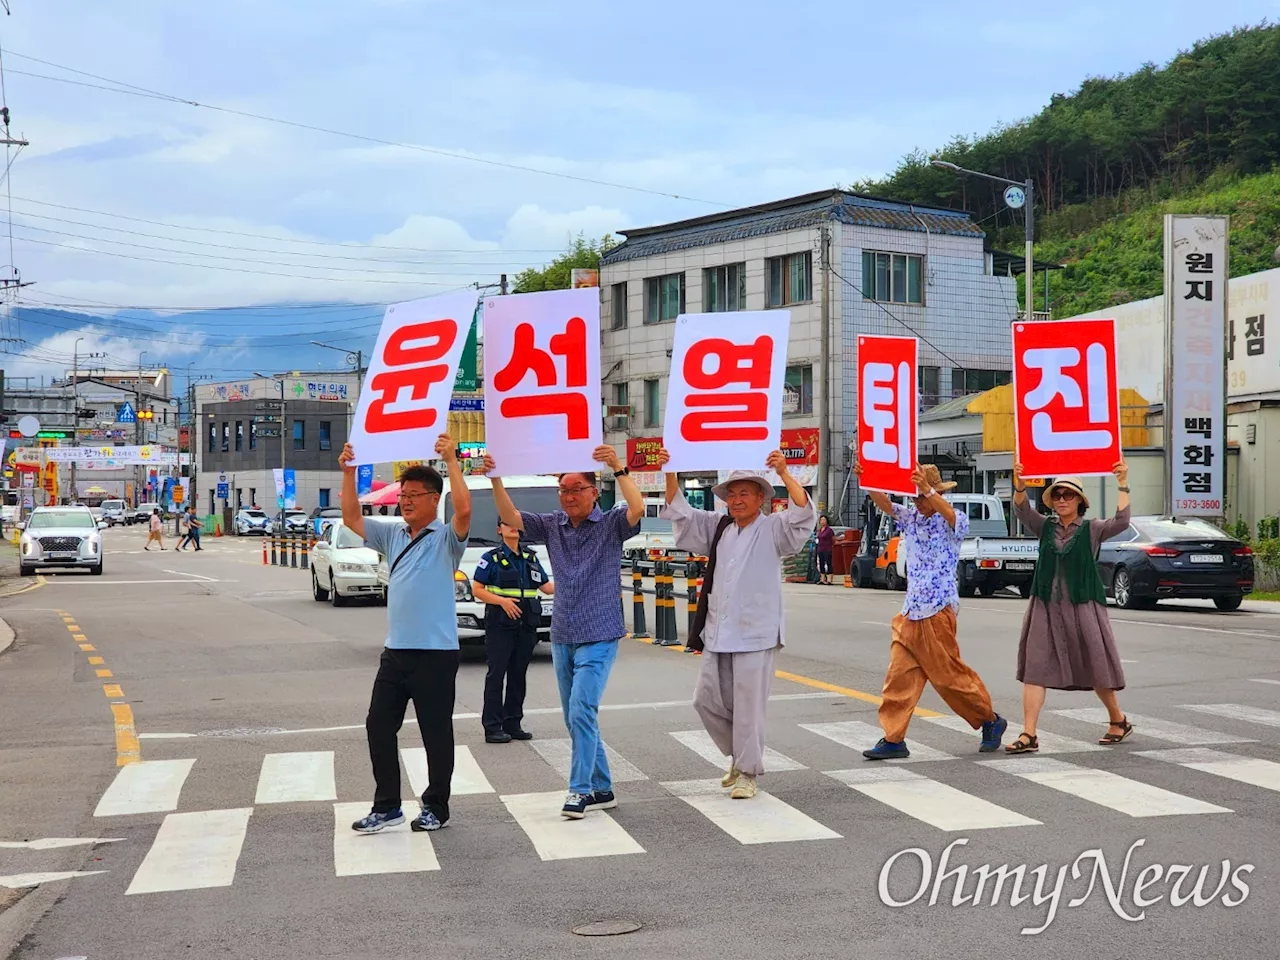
[{"left": 571, "top": 920, "right": 642, "bottom": 937}]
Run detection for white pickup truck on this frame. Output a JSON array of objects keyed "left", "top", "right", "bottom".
[{"left": 953, "top": 494, "right": 1040, "bottom": 597}]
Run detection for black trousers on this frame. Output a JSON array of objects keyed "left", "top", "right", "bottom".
[
  {"left": 366, "top": 648, "right": 459, "bottom": 821},
  {"left": 482, "top": 620, "right": 538, "bottom": 734}
]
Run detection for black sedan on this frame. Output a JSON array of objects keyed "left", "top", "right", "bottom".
[{"left": 1098, "top": 516, "right": 1254, "bottom": 611}]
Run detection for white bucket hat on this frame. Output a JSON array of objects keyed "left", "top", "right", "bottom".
[{"left": 711, "top": 470, "right": 775, "bottom": 502}]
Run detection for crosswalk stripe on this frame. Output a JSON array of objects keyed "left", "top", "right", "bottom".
[
  {"left": 500, "top": 792, "right": 644, "bottom": 861},
  {"left": 1050, "top": 708, "right": 1255, "bottom": 745},
  {"left": 529, "top": 739, "right": 649, "bottom": 782},
  {"left": 125, "top": 808, "right": 253, "bottom": 895},
  {"left": 923, "top": 716, "right": 1105, "bottom": 754},
  {"left": 402, "top": 746, "right": 494, "bottom": 796},
  {"left": 980, "top": 757, "right": 1232, "bottom": 817},
  {"left": 800, "top": 720, "right": 954, "bottom": 763},
  {"left": 94, "top": 759, "right": 195, "bottom": 817},
  {"left": 660, "top": 779, "right": 841, "bottom": 844},
  {"left": 0, "top": 870, "right": 107, "bottom": 889},
  {"left": 669, "top": 730, "right": 805, "bottom": 772},
  {"left": 1137, "top": 748, "right": 1280, "bottom": 794},
  {"left": 824, "top": 767, "right": 1041, "bottom": 831},
  {"left": 332, "top": 802, "right": 439, "bottom": 876},
  {"left": 254, "top": 752, "right": 337, "bottom": 804},
  {"left": 1179, "top": 703, "right": 1280, "bottom": 729}
]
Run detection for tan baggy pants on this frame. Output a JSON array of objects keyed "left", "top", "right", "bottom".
[{"left": 693, "top": 647, "right": 778, "bottom": 777}]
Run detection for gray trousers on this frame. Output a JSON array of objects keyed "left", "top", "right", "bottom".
[{"left": 692, "top": 646, "right": 778, "bottom": 777}]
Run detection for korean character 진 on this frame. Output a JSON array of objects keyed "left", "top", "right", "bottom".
[
  {"left": 1022, "top": 343, "right": 1113, "bottom": 451},
  {"left": 679, "top": 335, "right": 773, "bottom": 441}
]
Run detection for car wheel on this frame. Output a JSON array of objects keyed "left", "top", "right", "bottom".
[
  {"left": 90, "top": 561, "right": 103, "bottom": 576},
  {"left": 1112, "top": 568, "right": 1140, "bottom": 609},
  {"left": 312, "top": 569, "right": 329, "bottom": 601},
  {"left": 979, "top": 581, "right": 999, "bottom": 598},
  {"left": 19, "top": 564, "right": 33, "bottom": 577},
  {"left": 330, "top": 575, "right": 347, "bottom": 607},
  {"left": 1214, "top": 594, "right": 1244, "bottom": 612},
  {"left": 1018, "top": 582, "right": 1032, "bottom": 599},
  {"left": 885, "top": 566, "right": 902, "bottom": 591}
]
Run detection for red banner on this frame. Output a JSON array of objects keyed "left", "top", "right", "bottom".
[
  {"left": 1013, "top": 318, "right": 1120, "bottom": 477},
  {"left": 626, "top": 437, "right": 664, "bottom": 470},
  {"left": 780, "top": 427, "right": 819, "bottom": 465},
  {"left": 855, "top": 335, "right": 918, "bottom": 496}
]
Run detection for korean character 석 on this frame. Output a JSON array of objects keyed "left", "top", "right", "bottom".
[{"left": 492, "top": 315, "right": 591, "bottom": 439}]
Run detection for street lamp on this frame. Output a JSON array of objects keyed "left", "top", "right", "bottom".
[{"left": 931, "top": 159, "right": 1037, "bottom": 320}]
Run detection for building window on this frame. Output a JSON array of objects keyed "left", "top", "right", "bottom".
[
  {"left": 221, "top": 422, "right": 229, "bottom": 453},
  {"left": 918, "top": 366, "right": 940, "bottom": 408},
  {"left": 704, "top": 263, "right": 746, "bottom": 312},
  {"left": 208, "top": 490, "right": 215, "bottom": 515},
  {"left": 235, "top": 488, "right": 243, "bottom": 509},
  {"left": 319, "top": 421, "right": 332, "bottom": 452},
  {"left": 951, "top": 368, "right": 1011, "bottom": 397},
  {"left": 767, "top": 252, "right": 812, "bottom": 307},
  {"left": 207, "top": 423, "right": 216, "bottom": 453},
  {"left": 644, "top": 273, "right": 685, "bottom": 324},
  {"left": 293, "top": 419, "right": 305, "bottom": 451},
  {"left": 644, "top": 379, "right": 660, "bottom": 427},
  {"left": 318, "top": 488, "right": 331, "bottom": 508},
  {"left": 249, "top": 421, "right": 257, "bottom": 451},
  {"left": 249, "top": 487, "right": 257, "bottom": 508},
  {"left": 611, "top": 283, "right": 628, "bottom": 330},
  {"left": 861, "top": 250, "right": 923, "bottom": 305},
  {"left": 783, "top": 365, "right": 813, "bottom": 415},
  {"left": 234, "top": 421, "right": 243, "bottom": 452}
]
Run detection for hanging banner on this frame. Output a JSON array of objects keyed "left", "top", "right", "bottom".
[
  {"left": 273, "top": 468, "right": 285, "bottom": 509},
  {"left": 43, "top": 445, "right": 177, "bottom": 465},
  {"left": 855, "top": 335, "right": 918, "bottom": 496},
  {"left": 356, "top": 463, "right": 374, "bottom": 497},
  {"left": 1012, "top": 318, "right": 1121, "bottom": 478},
  {"left": 1165, "top": 215, "right": 1228, "bottom": 517},
  {"left": 483, "top": 287, "right": 602, "bottom": 476},
  {"left": 284, "top": 468, "right": 297, "bottom": 509},
  {"left": 349, "top": 290, "right": 480, "bottom": 466},
  {"left": 662, "top": 310, "right": 789, "bottom": 472}
]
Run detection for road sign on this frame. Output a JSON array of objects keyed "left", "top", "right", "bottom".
[
  {"left": 256, "top": 400, "right": 284, "bottom": 412},
  {"left": 173, "top": 484, "right": 185, "bottom": 504},
  {"left": 216, "top": 482, "right": 229, "bottom": 500},
  {"left": 1003, "top": 184, "right": 1026, "bottom": 209},
  {"left": 16, "top": 415, "right": 39, "bottom": 438},
  {"left": 117, "top": 402, "right": 137, "bottom": 423}
]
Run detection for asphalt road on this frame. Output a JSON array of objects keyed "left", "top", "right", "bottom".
[{"left": 2, "top": 527, "right": 1279, "bottom": 959}]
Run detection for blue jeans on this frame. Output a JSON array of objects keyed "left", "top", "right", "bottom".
[{"left": 551, "top": 638, "right": 619, "bottom": 796}]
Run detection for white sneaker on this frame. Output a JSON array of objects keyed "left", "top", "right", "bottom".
[
  {"left": 730, "top": 774, "right": 757, "bottom": 799},
  {"left": 720, "top": 763, "right": 741, "bottom": 788}
]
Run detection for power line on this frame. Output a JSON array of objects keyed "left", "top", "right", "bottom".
[{"left": 828, "top": 263, "right": 964, "bottom": 370}]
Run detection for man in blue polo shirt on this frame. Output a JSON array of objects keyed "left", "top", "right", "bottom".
[{"left": 339, "top": 435, "right": 470, "bottom": 834}]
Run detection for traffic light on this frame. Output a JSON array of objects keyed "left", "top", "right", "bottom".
[{"left": 138, "top": 408, "right": 155, "bottom": 420}]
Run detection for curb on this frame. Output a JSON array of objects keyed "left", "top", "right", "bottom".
[{"left": 0, "top": 617, "right": 12, "bottom": 658}]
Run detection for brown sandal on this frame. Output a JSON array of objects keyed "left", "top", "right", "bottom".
[
  {"left": 1099, "top": 717, "right": 1133, "bottom": 744},
  {"left": 1005, "top": 733, "right": 1039, "bottom": 754}
]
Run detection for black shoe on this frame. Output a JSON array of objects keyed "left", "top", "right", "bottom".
[
  {"left": 586, "top": 790, "right": 617, "bottom": 810},
  {"left": 505, "top": 728, "right": 533, "bottom": 741},
  {"left": 485, "top": 730, "right": 513, "bottom": 743}
]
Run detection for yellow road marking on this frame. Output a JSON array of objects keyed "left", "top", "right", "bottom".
[
  {"left": 88, "top": 656, "right": 105, "bottom": 665},
  {"left": 103, "top": 683, "right": 123, "bottom": 698},
  {"left": 79, "top": 643, "right": 95, "bottom": 651},
  {"left": 72, "top": 634, "right": 87, "bottom": 642},
  {"left": 95, "top": 668, "right": 113, "bottom": 678},
  {"left": 110, "top": 703, "right": 141, "bottom": 766},
  {"left": 61, "top": 616, "right": 75, "bottom": 623},
  {"left": 65, "top": 624, "right": 80, "bottom": 632}
]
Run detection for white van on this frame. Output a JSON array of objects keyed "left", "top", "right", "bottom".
[{"left": 100, "top": 499, "right": 128, "bottom": 526}]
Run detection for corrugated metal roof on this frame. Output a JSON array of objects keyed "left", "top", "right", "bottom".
[
  {"left": 601, "top": 190, "right": 983, "bottom": 265},
  {"left": 920, "top": 393, "right": 985, "bottom": 422}
]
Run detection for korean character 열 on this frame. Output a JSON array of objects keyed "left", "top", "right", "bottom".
[
  {"left": 679, "top": 335, "right": 773, "bottom": 442},
  {"left": 364, "top": 319, "right": 458, "bottom": 433},
  {"left": 492, "top": 316, "right": 591, "bottom": 439}
]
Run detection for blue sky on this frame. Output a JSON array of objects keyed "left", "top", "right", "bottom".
[{"left": 1, "top": 0, "right": 1276, "bottom": 378}]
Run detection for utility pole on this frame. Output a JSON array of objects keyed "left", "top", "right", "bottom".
[
  {"left": 135, "top": 352, "right": 146, "bottom": 505},
  {"left": 817, "top": 223, "right": 832, "bottom": 515},
  {"left": 70, "top": 338, "right": 83, "bottom": 502},
  {"left": 500, "top": 273, "right": 508, "bottom": 296}
]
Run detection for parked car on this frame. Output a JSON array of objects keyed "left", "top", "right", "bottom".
[
  {"left": 100, "top": 499, "right": 128, "bottom": 526},
  {"left": 17, "top": 505, "right": 105, "bottom": 576},
  {"left": 310, "top": 521, "right": 383, "bottom": 606},
  {"left": 623, "top": 516, "right": 690, "bottom": 572},
  {"left": 310, "top": 506, "right": 343, "bottom": 536},
  {"left": 1098, "top": 516, "right": 1254, "bottom": 611},
  {"left": 272, "top": 509, "right": 310, "bottom": 535},
  {"left": 234, "top": 508, "right": 272, "bottom": 536}
]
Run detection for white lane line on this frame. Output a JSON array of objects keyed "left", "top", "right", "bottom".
[
  {"left": 980, "top": 757, "right": 1231, "bottom": 817},
  {"left": 94, "top": 759, "right": 195, "bottom": 817},
  {"left": 1050, "top": 708, "right": 1256, "bottom": 745},
  {"left": 1180, "top": 703, "right": 1280, "bottom": 729},
  {"left": 402, "top": 746, "right": 494, "bottom": 796},
  {"left": 0, "top": 870, "right": 107, "bottom": 888},
  {"left": 0, "top": 838, "right": 124, "bottom": 850},
  {"left": 1138, "top": 748, "right": 1280, "bottom": 794},
  {"left": 1110, "top": 618, "right": 1273, "bottom": 639},
  {"left": 332, "top": 802, "right": 438, "bottom": 877},
  {"left": 661, "top": 779, "right": 841, "bottom": 844},
  {"left": 529, "top": 739, "right": 648, "bottom": 782},
  {"left": 825, "top": 767, "right": 1041, "bottom": 831},
  {"left": 1248, "top": 678, "right": 1280, "bottom": 686},
  {"left": 800, "top": 720, "right": 954, "bottom": 763},
  {"left": 1121, "top": 659, "right": 1138, "bottom": 663},
  {"left": 125, "top": 808, "right": 253, "bottom": 895},
  {"left": 669, "top": 730, "right": 805, "bottom": 772},
  {"left": 162, "top": 568, "right": 219, "bottom": 582},
  {"left": 41, "top": 579, "right": 234, "bottom": 585},
  {"left": 500, "top": 791, "right": 644, "bottom": 861},
  {"left": 254, "top": 751, "right": 337, "bottom": 804},
  {"left": 923, "top": 715, "right": 1105, "bottom": 754}
]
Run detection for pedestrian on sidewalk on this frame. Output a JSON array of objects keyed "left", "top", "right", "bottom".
[
  {"left": 659, "top": 448, "right": 815, "bottom": 799},
  {"left": 472, "top": 519, "right": 553, "bottom": 743},
  {"left": 341, "top": 435, "right": 471, "bottom": 834},
  {"left": 856, "top": 460, "right": 1008, "bottom": 759},
  {"left": 816, "top": 515, "right": 836, "bottom": 584},
  {"left": 144, "top": 508, "right": 165, "bottom": 551},
  {"left": 1005, "top": 460, "right": 1132, "bottom": 754},
  {"left": 481, "top": 445, "right": 642, "bottom": 820}
]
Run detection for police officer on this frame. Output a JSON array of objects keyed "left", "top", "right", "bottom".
[{"left": 472, "top": 519, "right": 554, "bottom": 743}]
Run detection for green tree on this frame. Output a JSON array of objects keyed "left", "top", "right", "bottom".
[{"left": 512, "top": 234, "right": 617, "bottom": 293}]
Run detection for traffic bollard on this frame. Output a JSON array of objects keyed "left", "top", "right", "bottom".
[
  {"left": 270, "top": 534, "right": 278, "bottom": 566},
  {"left": 668, "top": 561, "right": 680, "bottom": 645},
  {"left": 652, "top": 560, "right": 667, "bottom": 644},
  {"left": 301, "top": 536, "right": 310, "bottom": 571},
  {"left": 290, "top": 534, "right": 299, "bottom": 568},
  {"left": 656, "top": 559, "right": 678, "bottom": 646},
  {"left": 631, "top": 566, "right": 649, "bottom": 639},
  {"left": 262, "top": 537, "right": 268, "bottom": 565}
]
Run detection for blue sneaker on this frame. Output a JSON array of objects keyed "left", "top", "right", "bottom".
[
  {"left": 351, "top": 809, "right": 404, "bottom": 833},
  {"left": 410, "top": 807, "right": 444, "bottom": 832},
  {"left": 980, "top": 714, "right": 1008, "bottom": 753},
  {"left": 561, "top": 791, "right": 590, "bottom": 820},
  {"left": 587, "top": 790, "right": 617, "bottom": 810},
  {"left": 862, "top": 738, "right": 910, "bottom": 760}
]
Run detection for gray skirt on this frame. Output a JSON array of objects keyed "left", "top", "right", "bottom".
[{"left": 1016, "top": 595, "right": 1126, "bottom": 691}]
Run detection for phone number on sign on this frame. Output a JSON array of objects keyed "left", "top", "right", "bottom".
[{"left": 1174, "top": 499, "right": 1222, "bottom": 511}]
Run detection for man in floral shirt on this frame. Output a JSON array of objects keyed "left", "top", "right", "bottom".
[{"left": 853, "top": 461, "right": 1007, "bottom": 759}]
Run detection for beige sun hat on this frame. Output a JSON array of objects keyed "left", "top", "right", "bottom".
[
  {"left": 1042, "top": 476, "right": 1090, "bottom": 509},
  {"left": 711, "top": 470, "right": 774, "bottom": 502},
  {"left": 917, "top": 464, "right": 957, "bottom": 493}
]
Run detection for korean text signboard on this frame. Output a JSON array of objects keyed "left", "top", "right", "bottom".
[
  {"left": 662, "top": 310, "right": 789, "bottom": 472},
  {"left": 1012, "top": 318, "right": 1121, "bottom": 478},
  {"left": 349, "top": 291, "right": 479, "bottom": 466},
  {"left": 855, "top": 335, "right": 918, "bottom": 496},
  {"left": 1164, "top": 215, "right": 1228, "bottom": 517},
  {"left": 627, "top": 437, "right": 664, "bottom": 470},
  {"left": 483, "top": 288, "right": 602, "bottom": 476}
]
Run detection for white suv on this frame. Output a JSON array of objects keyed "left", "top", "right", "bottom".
[{"left": 19, "top": 506, "right": 106, "bottom": 576}]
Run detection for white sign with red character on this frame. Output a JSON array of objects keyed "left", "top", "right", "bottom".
[
  {"left": 662, "top": 310, "right": 789, "bottom": 472},
  {"left": 349, "top": 290, "right": 480, "bottom": 466},
  {"left": 482, "top": 287, "right": 602, "bottom": 476},
  {"left": 855, "top": 335, "right": 918, "bottom": 496},
  {"left": 1013, "top": 318, "right": 1121, "bottom": 478}
]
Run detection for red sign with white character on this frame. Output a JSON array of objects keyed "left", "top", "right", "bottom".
[
  {"left": 856, "top": 335, "right": 918, "bottom": 496},
  {"left": 1013, "top": 318, "right": 1121, "bottom": 477},
  {"left": 483, "top": 288, "right": 602, "bottom": 475},
  {"left": 662, "top": 310, "right": 789, "bottom": 472},
  {"left": 349, "top": 291, "right": 479, "bottom": 466}
]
